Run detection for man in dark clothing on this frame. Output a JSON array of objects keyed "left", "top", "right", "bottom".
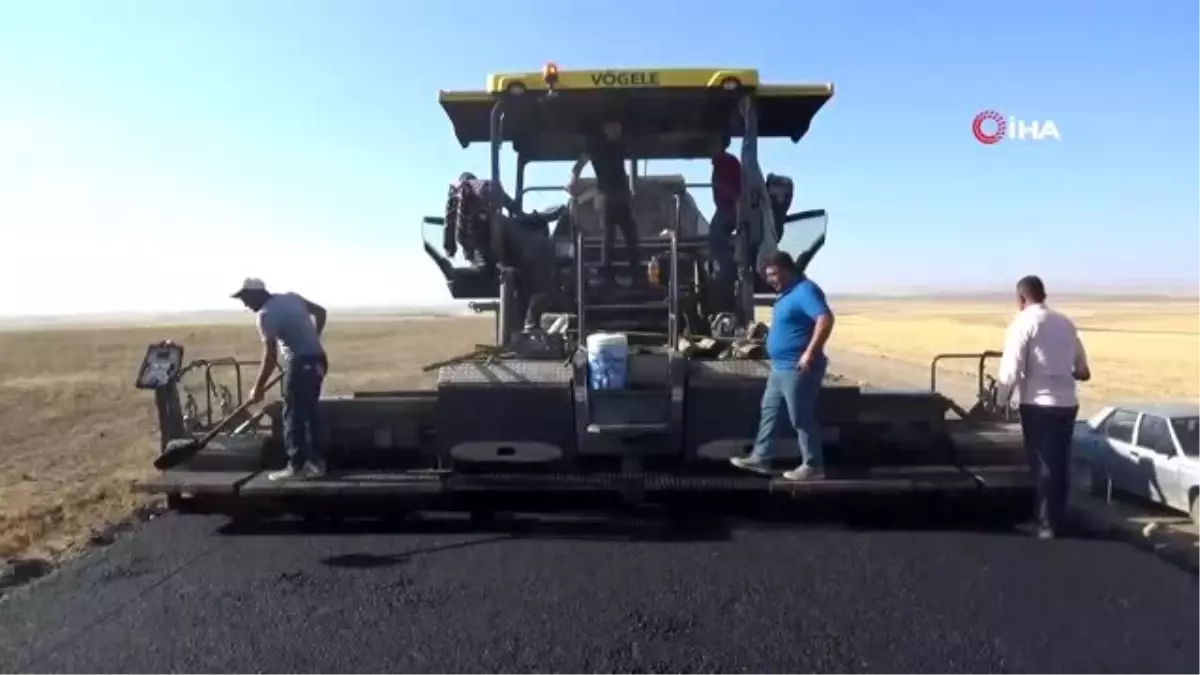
[
  {"left": 443, "top": 172, "right": 559, "bottom": 332},
  {"left": 709, "top": 137, "right": 741, "bottom": 312},
  {"left": 568, "top": 120, "right": 642, "bottom": 285}
]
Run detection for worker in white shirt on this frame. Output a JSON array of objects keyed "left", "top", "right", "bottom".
[{"left": 996, "top": 275, "right": 1092, "bottom": 539}]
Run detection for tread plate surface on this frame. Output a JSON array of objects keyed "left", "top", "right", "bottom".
[
  {"left": 134, "top": 470, "right": 257, "bottom": 495},
  {"left": 151, "top": 467, "right": 1026, "bottom": 499},
  {"left": 239, "top": 471, "right": 445, "bottom": 496},
  {"left": 439, "top": 360, "right": 571, "bottom": 385}
]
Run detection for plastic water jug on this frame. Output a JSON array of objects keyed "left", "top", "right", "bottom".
[{"left": 586, "top": 332, "right": 628, "bottom": 390}]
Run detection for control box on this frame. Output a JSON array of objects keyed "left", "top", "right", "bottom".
[{"left": 135, "top": 341, "right": 185, "bottom": 390}]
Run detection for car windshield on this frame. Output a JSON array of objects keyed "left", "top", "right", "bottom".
[{"left": 1171, "top": 416, "right": 1198, "bottom": 457}]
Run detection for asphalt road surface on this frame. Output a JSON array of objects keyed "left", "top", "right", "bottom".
[{"left": 1, "top": 507, "right": 1196, "bottom": 674}]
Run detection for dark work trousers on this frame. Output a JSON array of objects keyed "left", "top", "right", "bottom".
[
  {"left": 1019, "top": 403, "right": 1078, "bottom": 534},
  {"left": 708, "top": 206, "right": 737, "bottom": 313},
  {"left": 283, "top": 353, "right": 327, "bottom": 470},
  {"left": 595, "top": 191, "right": 641, "bottom": 282},
  {"left": 501, "top": 215, "right": 557, "bottom": 331}
]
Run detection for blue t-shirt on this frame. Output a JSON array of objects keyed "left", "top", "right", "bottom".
[{"left": 766, "top": 278, "right": 831, "bottom": 371}]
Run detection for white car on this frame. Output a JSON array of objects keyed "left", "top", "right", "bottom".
[{"left": 1072, "top": 403, "right": 1200, "bottom": 524}]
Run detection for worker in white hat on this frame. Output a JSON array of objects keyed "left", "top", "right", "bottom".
[{"left": 232, "top": 277, "right": 329, "bottom": 481}]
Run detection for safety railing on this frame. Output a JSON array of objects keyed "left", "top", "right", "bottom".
[
  {"left": 570, "top": 193, "right": 684, "bottom": 348},
  {"left": 176, "top": 357, "right": 283, "bottom": 430}
]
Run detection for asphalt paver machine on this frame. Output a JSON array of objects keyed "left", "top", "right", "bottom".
[{"left": 133, "top": 65, "right": 1032, "bottom": 517}]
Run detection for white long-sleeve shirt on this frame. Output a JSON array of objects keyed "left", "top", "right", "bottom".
[{"left": 996, "top": 303, "right": 1091, "bottom": 408}]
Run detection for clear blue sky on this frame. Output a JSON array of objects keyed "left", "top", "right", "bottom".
[{"left": 2, "top": 0, "right": 1196, "bottom": 315}]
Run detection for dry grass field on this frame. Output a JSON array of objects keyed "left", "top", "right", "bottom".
[
  {"left": 0, "top": 314, "right": 493, "bottom": 563},
  {"left": 822, "top": 298, "right": 1199, "bottom": 404},
  {"left": 0, "top": 298, "right": 1195, "bottom": 564}
]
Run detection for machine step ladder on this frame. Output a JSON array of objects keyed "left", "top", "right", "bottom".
[
  {"left": 573, "top": 229, "right": 681, "bottom": 345},
  {"left": 571, "top": 229, "right": 685, "bottom": 454}
]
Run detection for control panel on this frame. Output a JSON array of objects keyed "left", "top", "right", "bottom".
[{"left": 135, "top": 341, "right": 185, "bottom": 390}]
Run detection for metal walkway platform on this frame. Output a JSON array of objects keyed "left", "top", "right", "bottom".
[
  {"left": 239, "top": 471, "right": 446, "bottom": 496},
  {"left": 133, "top": 470, "right": 258, "bottom": 495},
  {"left": 134, "top": 465, "right": 1028, "bottom": 500}
]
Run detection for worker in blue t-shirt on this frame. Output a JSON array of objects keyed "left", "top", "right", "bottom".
[{"left": 731, "top": 251, "right": 836, "bottom": 481}]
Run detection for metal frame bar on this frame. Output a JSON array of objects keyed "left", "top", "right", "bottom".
[
  {"left": 736, "top": 94, "right": 759, "bottom": 325},
  {"left": 176, "top": 358, "right": 267, "bottom": 426},
  {"left": 668, "top": 202, "right": 680, "bottom": 347},
  {"left": 489, "top": 99, "right": 525, "bottom": 347},
  {"left": 575, "top": 226, "right": 587, "bottom": 339},
  {"left": 518, "top": 181, "right": 716, "bottom": 200},
  {"left": 929, "top": 351, "right": 1002, "bottom": 394}
]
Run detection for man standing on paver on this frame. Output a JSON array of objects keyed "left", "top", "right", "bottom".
[
  {"left": 708, "top": 136, "right": 742, "bottom": 313},
  {"left": 568, "top": 119, "right": 643, "bottom": 286},
  {"left": 730, "top": 251, "right": 835, "bottom": 481},
  {"left": 996, "top": 275, "right": 1092, "bottom": 539},
  {"left": 233, "top": 277, "right": 329, "bottom": 481}
]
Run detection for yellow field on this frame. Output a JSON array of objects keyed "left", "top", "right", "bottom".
[
  {"left": 823, "top": 299, "right": 1199, "bottom": 403},
  {"left": 0, "top": 298, "right": 1195, "bottom": 563},
  {"left": 0, "top": 315, "right": 493, "bottom": 562}
]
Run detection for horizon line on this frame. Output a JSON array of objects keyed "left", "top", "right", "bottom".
[{"left": 1, "top": 289, "right": 1196, "bottom": 328}]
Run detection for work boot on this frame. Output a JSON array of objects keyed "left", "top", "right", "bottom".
[
  {"left": 781, "top": 464, "right": 824, "bottom": 481},
  {"left": 303, "top": 461, "right": 326, "bottom": 479},
  {"left": 268, "top": 466, "right": 299, "bottom": 481},
  {"left": 730, "top": 455, "right": 773, "bottom": 475}
]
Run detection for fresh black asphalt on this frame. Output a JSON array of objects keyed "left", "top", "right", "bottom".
[{"left": 0, "top": 507, "right": 1196, "bottom": 674}]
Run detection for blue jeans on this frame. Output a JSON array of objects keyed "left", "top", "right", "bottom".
[
  {"left": 283, "top": 354, "right": 327, "bottom": 470},
  {"left": 751, "top": 359, "right": 826, "bottom": 468}
]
